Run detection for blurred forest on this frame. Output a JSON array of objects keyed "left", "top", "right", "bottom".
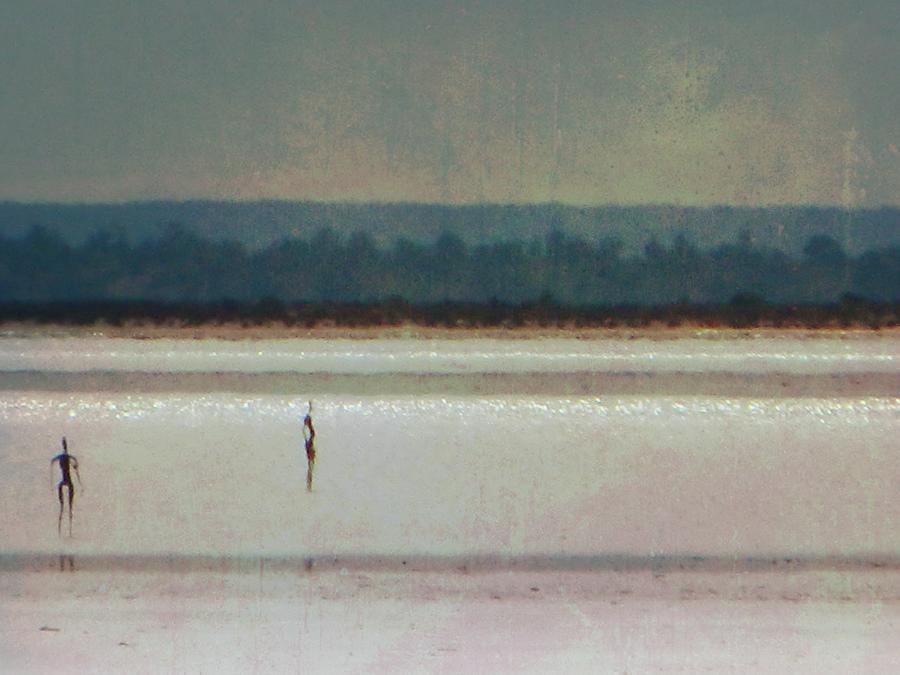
[
  {"left": 2, "top": 202, "right": 898, "bottom": 255},
  {"left": 3, "top": 223, "right": 898, "bottom": 303},
  {"left": 1, "top": 224, "right": 898, "bottom": 328}
]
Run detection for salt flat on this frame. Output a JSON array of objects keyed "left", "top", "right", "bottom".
[
  {"left": 1, "top": 335, "right": 898, "bottom": 672},
  {"left": 1, "top": 393, "right": 897, "bottom": 557},
  {"left": 2, "top": 563, "right": 899, "bottom": 674}
]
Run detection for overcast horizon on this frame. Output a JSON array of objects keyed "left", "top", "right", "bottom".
[
  {"left": 5, "top": 198, "right": 900, "bottom": 209},
  {"left": 2, "top": 1, "right": 898, "bottom": 206}
]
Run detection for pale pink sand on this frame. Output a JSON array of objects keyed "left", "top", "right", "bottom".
[
  {"left": 2, "top": 335, "right": 897, "bottom": 672},
  {"left": 3, "top": 565, "right": 899, "bottom": 674}
]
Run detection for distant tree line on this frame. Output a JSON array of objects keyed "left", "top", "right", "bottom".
[
  {"left": 3, "top": 201, "right": 898, "bottom": 256},
  {"left": 1, "top": 224, "right": 898, "bottom": 309}
]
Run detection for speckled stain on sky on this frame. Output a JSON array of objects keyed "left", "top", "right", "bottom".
[{"left": 1, "top": 1, "right": 898, "bottom": 205}]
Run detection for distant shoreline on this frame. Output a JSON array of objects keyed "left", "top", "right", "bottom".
[{"left": 3, "top": 321, "right": 899, "bottom": 341}]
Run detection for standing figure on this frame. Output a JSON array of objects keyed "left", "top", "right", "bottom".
[
  {"left": 303, "top": 401, "right": 316, "bottom": 491},
  {"left": 50, "top": 437, "right": 82, "bottom": 536}
]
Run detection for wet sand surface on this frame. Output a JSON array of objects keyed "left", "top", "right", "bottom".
[{"left": 3, "top": 561, "right": 899, "bottom": 674}]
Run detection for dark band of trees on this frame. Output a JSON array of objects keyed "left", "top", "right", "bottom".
[
  {"left": 1, "top": 297, "right": 896, "bottom": 330},
  {"left": 2, "top": 224, "right": 898, "bottom": 321}
]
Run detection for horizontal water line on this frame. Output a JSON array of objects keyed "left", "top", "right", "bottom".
[
  {"left": 1, "top": 337, "right": 896, "bottom": 375},
  {"left": 0, "top": 370, "right": 896, "bottom": 397}
]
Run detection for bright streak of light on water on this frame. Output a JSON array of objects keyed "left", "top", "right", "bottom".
[{"left": 0, "top": 337, "right": 897, "bottom": 374}]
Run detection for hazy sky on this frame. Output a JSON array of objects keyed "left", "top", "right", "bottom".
[{"left": 2, "top": 1, "right": 898, "bottom": 205}]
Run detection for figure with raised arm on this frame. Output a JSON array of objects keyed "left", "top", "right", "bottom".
[
  {"left": 50, "top": 437, "right": 82, "bottom": 536},
  {"left": 303, "top": 401, "right": 316, "bottom": 491}
]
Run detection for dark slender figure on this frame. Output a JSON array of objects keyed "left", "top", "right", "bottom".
[
  {"left": 50, "top": 437, "right": 82, "bottom": 536},
  {"left": 303, "top": 401, "right": 316, "bottom": 491}
]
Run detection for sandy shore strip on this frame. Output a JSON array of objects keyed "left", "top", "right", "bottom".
[
  {"left": 3, "top": 563, "right": 899, "bottom": 673},
  {"left": 4, "top": 321, "right": 899, "bottom": 341}
]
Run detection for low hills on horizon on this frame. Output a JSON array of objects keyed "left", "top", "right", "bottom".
[{"left": 1, "top": 200, "right": 899, "bottom": 255}]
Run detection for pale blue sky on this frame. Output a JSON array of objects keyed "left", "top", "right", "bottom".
[{"left": 2, "top": 1, "right": 898, "bottom": 205}]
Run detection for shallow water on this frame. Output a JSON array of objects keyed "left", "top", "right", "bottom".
[
  {"left": 2, "top": 391, "right": 897, "bottom": 558},
  {"left": 0, "top": 336, "right": 897, "bottom": 374},
  {"left": 1, "top": 336, "right": 897, "bottom": 559}
]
